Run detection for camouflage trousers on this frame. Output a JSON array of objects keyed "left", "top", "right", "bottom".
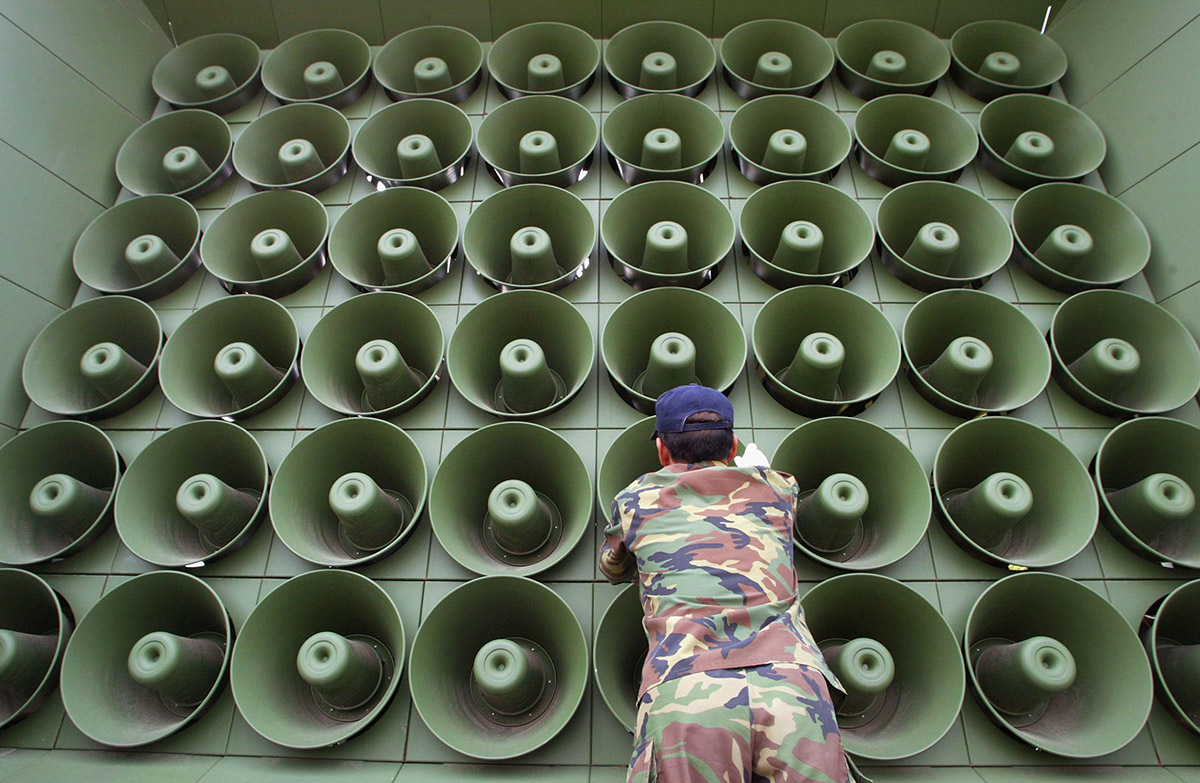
[{"left": 628, "top": 663, "right": 850, "bottom": 783}]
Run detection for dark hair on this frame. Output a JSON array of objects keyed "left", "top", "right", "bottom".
[{"left": 659, "top": 411, "right": 734, "bottom": 464}]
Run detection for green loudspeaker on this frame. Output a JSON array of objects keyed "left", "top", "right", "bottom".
[
  {"left": 230, "top": 570, "right": 405, "bottom": 749},
  {"left": 158, "top": 295, "right": 299, "bottom": 420},
  {"left": 903, "top": 290, "right": 1051, "bottom": 417},
  {"left": 602, "top": 93, "right": 723, "bottom": 185},
  {"left": 877, "top": 181, "right": 1013, "bottom": 291},
  {"left": 22, "top": 296, "right": 163, "bottom": 420},
  {"left": 978, "top": 94, "right": 1107, "bottom": 190},
  {"left": 604, "top": 20, "right": 716, "bottom": 98},
  {"left": 261, "top": 28, "right": 371, "bottom": 107},
  {"left": 1094, "top": 417, "right": 1200, "bottom": 569},
  {"left": 602, "top": 288, "right": 746, "bottom": 414},
  {"left": 464, "top": 184, "right": 596, "bottom": 292},
  {"left": 329, "top": 186, "right": 457, "bottom": 294},
  {"left": 60, "top": 571, "right": 231, "bottom": 747},
  {"left": 752, "top": 286, "right": 900, "bottom": 417},
  {"left": 1012, "top": 183, "right": 1152, "bottom": 293},
  {"left": 0, "top": 422, "right": 119, "bottom": 566},
  {"left": 950, "top": 21, "right": 1069, "bottom": 102},
  {"left": 113, "top": 420, "right": 268, "bottom": 568},
  {"left": 854, "top": 95, "right": 978, "bottom": 187},
  {"left": 151, "top": 33, "right": 262, "bottom": 114},
  {"left": 1050, "top": 290, "right": 1200, "bottom": 418},
  {"left": 487, "top": 22, "right": 600, "bottom": 100},
  {"left": 477, "top": 95, "right": 598, "bottom": 187},
  {"left": 199, "top": 189, "right": 327, "bottom": 297},
  {"left": 593, "top": 583, "right": 643, "bottom": 732},
  {"left": 301, "top": 292, "right": 444, "bottom": 417},
  {"left": 409, "top": 575, "right": 588, "bottom": 759},
  {"left": 729, "top": 95, "right": 852, "bottom": 185},
  {"left": 720, "top": 19, "right": 834, "bottom": 99},
  {"left": 73, "top": 195, "right": 201, "bottom": 301},
  {"left": 1141, "top": 580, "right": 1200, "bottom": 736},
  {"left": 804, "top": 574, "right": 964, "bottom": 759},
  {"left": 232, "top": 103, "right": 351, "bottom": 193},
  {"left": 374, "top": 25, "right": 484, "bottom": 104},
  {"left": 965, "top": 572, "right": 1154, "bottom": 757},
  {"left": 447, "top": 290, "right": 594, "bottom": 419},
  {"left": 270, "top": 418, "right": 426, "bottom": 567},
  {"left": 352, "top": 99, "right": 473, "bottom": 190},
  {"left": 0, "top": 569, "right": 73, "bottom": 730},
  {"left": 835, "top": 19, "right": 950, "bottom": 99},
  {"left": 934, "top": 417, "right": 1097, "bottom": 569},
  {"left": 115, "top": 109, "right": 234, "bottom": 200},
  {"left": 601, "top": 181, "right": 734, "bottom": 289},
  {"left": 429, "top": 422, "right": 591, "bottom": 576},
  {"left": 774, "top": 419, "right": 930, "bottom": 570},
  {"left": 740, "top": 180, "right": 873, "bottom": 288}
]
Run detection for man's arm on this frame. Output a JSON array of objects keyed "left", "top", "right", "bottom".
[{"left": 598, "top": 495, "right": 636, "bottom": 584}]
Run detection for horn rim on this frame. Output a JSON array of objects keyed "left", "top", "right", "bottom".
[
  {"left": 853, "top": 94, "right": 978, "bottom": 187},
  {"left": 351, "top": 99, "right": 473, "bottom": 191},
  {"left": 476, "top": 95, "right": 599, "bottom": 188},
  {"left": 487, "top": 21, "right": 600, "bottom": 100},
  {"left": 261, "top": 28, "right": 373, "bottom": 107},
  {"left": 1142, "top": 579, "right": 1200, "bottom": 735},
  {"left": 151, "top": 32, "right": 263, "bottom": 113},
  {"left": 601, "top": 93, "right": 724, "bottom": 186},
  {"left": 233, "top": 103, "right": 352, "bottom": 194},
  {"left": 720, "top": 19, "right": 834, "bottom": 99},
  {"left": 593, "top": 582, "right": 642, "bottom": 732},
  {"left": 728, "top": 95, "right": 852, "bottom": 185},
  {"left": 835, "top": 19, "right": 950, "bottom": 99},
  {"left": 949, "top": 20, "right": 1068, "bottom": 102},
  {"left": 374, "top": 25, "right": 485, "bottom": 104},
  {"left": 603, "top": 20, "right": 716, "bottom": 98},
  {"left": 0, "top": 568, "right": 74, "bottom": 730},
  {"left": 977, "top": 94, "right": 1107, "bottom": 190},
  {"left": 114, "top": 109, "right": 235, "bottom": 200}
]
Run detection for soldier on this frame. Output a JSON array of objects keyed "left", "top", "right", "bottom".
[{"left": 600, "top": 384, "right": 851, "bottom": 783}]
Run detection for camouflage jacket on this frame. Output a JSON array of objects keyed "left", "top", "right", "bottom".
[{"left": 601, "top": 460, "right": 843, "bottom": 698}]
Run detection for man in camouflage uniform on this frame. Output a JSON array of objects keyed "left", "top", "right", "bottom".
[{"left": 600, "top": 384, "right": 850, "bottom": 783}]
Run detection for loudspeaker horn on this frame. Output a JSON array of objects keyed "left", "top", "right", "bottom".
[
  {"left": 158, "top": 294, "right": 299, "bottom": 420},
  {"left": 1094, "top": 417, "right": 1200, "bottom": 569},
  {"left": 59, "top": 571, "right": 231, "bottom": 747},
  {"left": 464, "top": 184, "right": 596, "bottom": 292},
  {"left": 114, "top": 420, "right": 268, "bottom": 569},
  {"left": 729, "top": 95, "right": 852, "bottom": 185},
  {"left": 965, "top": 571, "right": 1154, "bottom": 757},
  {"left": 774, "top": 419, "right": 930, "bottom": 570},
  {"left": 447, "top": 290, "right": 594, "bottom": 420},
  {"left": 232, "top": 103, "right": 351, "bottom": 194},
  {"left": 261, "top": 28, "right": 372, "bottom": 108},
  {"left": 374, "top": 25, "right": 484, "bottom": 104},
  {"left": 0, "top": 569, "right": 74, "bottom": 731},
  {"left": 593, "top": 583, "right": 643, "bottom": 732},
  {"left": 429, "top": 422, "right": 592, "bottom": 576},
  {"left": 409, "top": 575, "right": 588, "bottom": 759},
  {"left": 854, "top": 94, "right": 978, "bottom": 187},
  {"left": 835, "top": 19, "right": 950, "bottom": 100},
  {"left": 352, "top": 98, "right": 473, "bottom": 190},
  {"left": 329, "top": 186, "right": 458, "bottom": 294},
  {"left": 114, "top": 109, "right": 234, "bottom": 200},
  {"left": 950, "top": 20, "right": 1069, "bottom": 102},
  {"left": 601, "top": 181, "right": 734, "bottom": 289},
  {"left": 151, "top": 33, "right": 262, "bottom": 114},
  {"left": 903, "top": 289, "right": 1051, "bottom": 417},
  {"left": 1141, "top": 580, "right": 1200, "bottom": 736},
  {"left": 720, "top": 19, "right": 834, "bottom": 99},
  {"left": 199, "top": 189, "right": 328, "bottom": 297},
  {"left": 477, "top": 95, "right": 598, "bottom": 187},
  {"left": 300, "top": 292, "right": 444, "bottom": 417},
  {"left": 22, "top": 296, "right": 163, "bottom": 420},
  {"left": 740, "top": 179, "right": 873, "bottom": 288},
  {"left": 752, "top": 286, "right": 900, "bottom": 417},
  {"left": 803, "top": 574, "right": 964, "bottom": 759},
  {"left": 269, "top": 418, "right": 427, "bottom": 567},
  {"left": 72, "top": 194, "right": 202, "bottom": 301},
  {"left": 602, "top": 93, "right": 723, "bottom": 185},
  {"left": 0, "top": 422, "right": 120, "bottom": 566},
  {"left": 604, "top": 20, "right": 716, "bottom": 98},
  {"left": 487, "top": 22, "right": 600, "bottom": 100},
  {"left": 978, "top": 94, "right": 1106, "bottom": 190},
  {"left": 602, "top": 287, "right": 746, "bottom": 414},
  {"left": 1049, "top": 290, "right": 1200, "bottom": 418},
  {"left": 1011, "top": 182, "right": 1151, "bottom": 293},
  {"left": 934, "top": 417, "right": 1098, "bottom": 569},
  {"left": 877, "top": 181, "right": 1013, "bottom": 291},
  {"left": 231, "top": 569, "right": 405, "bottom": 749}
]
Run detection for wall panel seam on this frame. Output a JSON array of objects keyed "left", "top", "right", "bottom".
[
  {"left": 1112, "top": 137, "right": 1200, "bottom": 199},
  {"left": 1077, "top": 10, "right": 1200, "bottom": 110},
  {"left": 1160, "top": 279, "right": 1200, "bottom": 306},
  {"left": 0, "top": 138, "right": 107, "bottom": 210}
]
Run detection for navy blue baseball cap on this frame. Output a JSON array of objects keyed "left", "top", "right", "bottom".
[{"left": 651, "top": 384, "right": 734, "bottom": 440}]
